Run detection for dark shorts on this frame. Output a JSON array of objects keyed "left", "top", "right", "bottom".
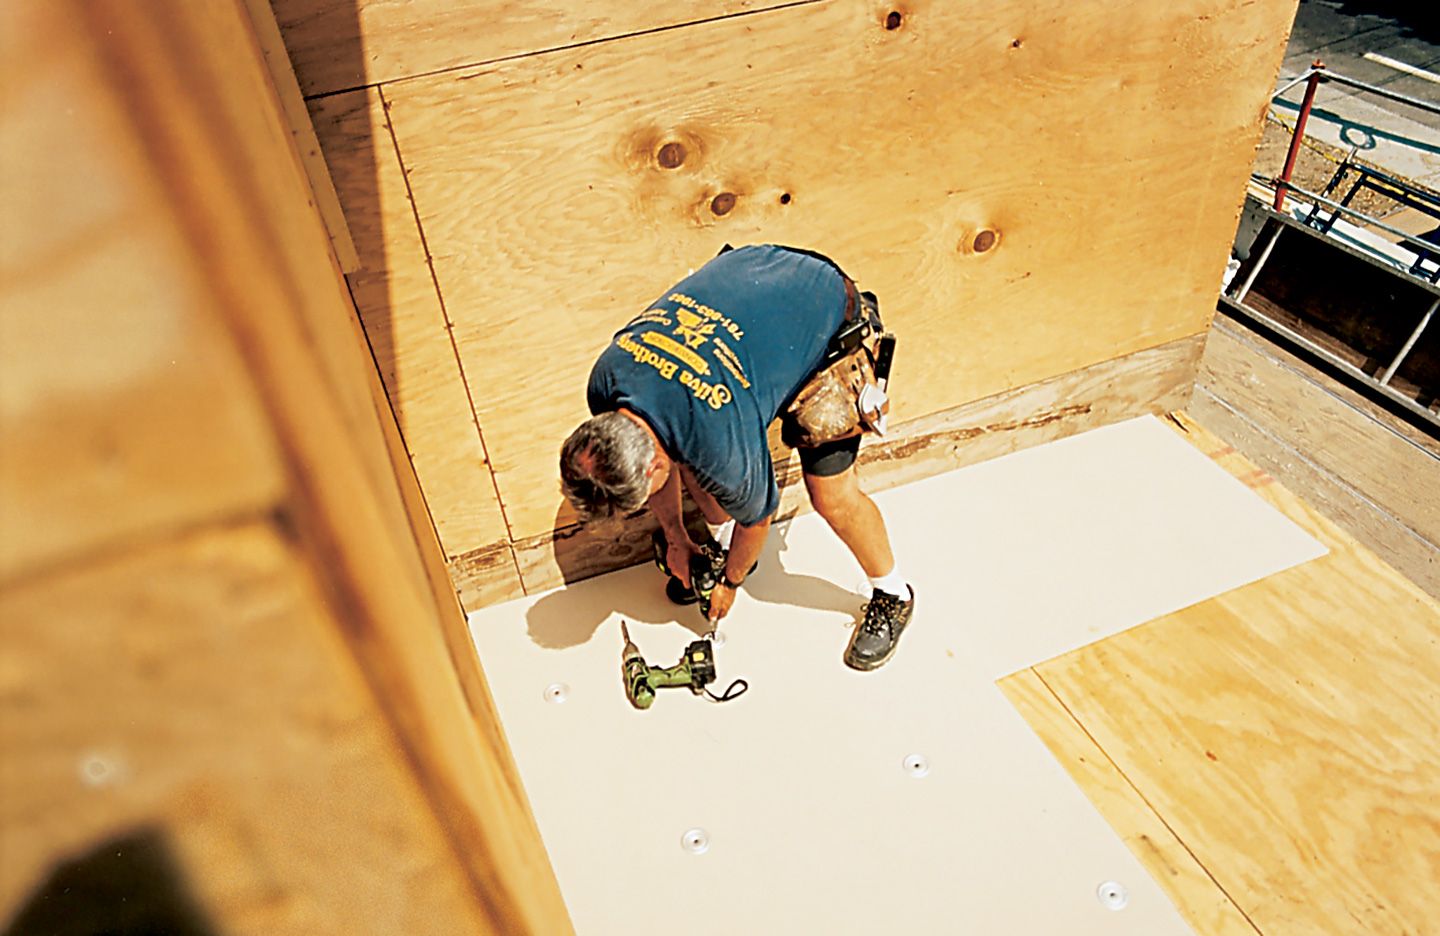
[
  {"left": 799, "top": 435, "right": 862, "bottom": 477},
  {"left": 780, "top": 415, "right": 862, "bottom": 478}
]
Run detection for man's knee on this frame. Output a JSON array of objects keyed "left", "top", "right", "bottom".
[{"left": 805, "top": 468, "right": 863, "bottom": 519}]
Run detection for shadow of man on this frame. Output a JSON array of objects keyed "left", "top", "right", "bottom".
[{"left": 522, "top": 512, "right": 862, "bottom": 650}]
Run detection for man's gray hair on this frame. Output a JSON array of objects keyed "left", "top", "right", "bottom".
[{"left": 559, "top": 412, "right": 656, "bottom": 522}]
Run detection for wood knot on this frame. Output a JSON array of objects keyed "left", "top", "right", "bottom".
[
  {"left": 1011, "top": 37, "right": 1023, "bottom": 49},
  {"left": 885, "top": 10, "right": 903, "bottom": 30},
  {"left": 656, "top": 141, "right": 686, "bottom": 169},
  {"left": 779, "top": 192, "right": 792, "bottom": 205},
  {"left": 971, "top": 229, "right": 999, "bottom": 253},
  {"left": 710, "top": 192, "right": 736, "bottom": 216}
]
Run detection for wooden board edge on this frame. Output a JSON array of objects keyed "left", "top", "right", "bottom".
[
  {"left": 87, "top": 2, "right": 573, "bottom": 928},
  {"left": 1164, "top": 409, "right": 1440, "bottom": 611},
  {"left": 1186, "top": 386, "right": 1440, "bottom": 599},
  {"left": 996, "top": 668, "right": 1260, "bottom": 936},
  {"left": 449, "top": 333, "right": 1203, "bottom": 612},
  {"left": 241, "top": 0, "right": 360, "bottom": 272},
  {"left": 450, "top": 540, "right": 527, "bottom": 611}
]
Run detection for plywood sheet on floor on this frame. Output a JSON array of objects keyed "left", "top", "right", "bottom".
[
  {"left": 1031, "top": 414, "right": 1440, "bottom": 936},
  {"left": 467, "top": 417, "right": 1323, "bottom": 934}
]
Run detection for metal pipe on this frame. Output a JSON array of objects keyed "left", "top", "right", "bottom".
[
  {"left": 1381, "top": 295, "right": 1440, "bottom": 385},
  {"left": 1272, "top": 68, "right": 1318, "bottom": 99},
  {"left": 1223, "top": 298, "right": 1440, "bottom": 428},
  {"left": 1282, "top": 182, "right": 1440, "bottom": 259},
  {"left": 1322, "top": 70, "right": 1440, "bottom": 117},
  {"left": 1275, "top": 61, "right": 1325, "bottom": 212},
  {"left": 1234, "top": 224, "right": 1283, "bottom": 302}
]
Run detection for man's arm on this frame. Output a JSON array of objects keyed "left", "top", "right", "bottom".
[
  {"left": 648, "top": 464, "right": 696, "bottom": 587},
  {"left": 707, "top": 515, "right": 771, "bottom": 623}
]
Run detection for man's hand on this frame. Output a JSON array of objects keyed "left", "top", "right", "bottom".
[
  {"left": 666, "top": 536, "right": 696, "bottom": 589},
  {"left": 707, "top": 581, "right": 737, "bottom": 624}
]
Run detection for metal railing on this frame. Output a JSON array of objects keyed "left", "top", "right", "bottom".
[{"left": 1226, "top": 61, "right": 1440, "bottom": 427}]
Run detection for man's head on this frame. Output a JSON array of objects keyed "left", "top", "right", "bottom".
[{"left": 559, "top": 411, "right": 667, "bottom": 522}]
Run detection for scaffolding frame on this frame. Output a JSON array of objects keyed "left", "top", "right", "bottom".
[{"left": 1227, "top": 62, "right": 1440, "bottom": 428}]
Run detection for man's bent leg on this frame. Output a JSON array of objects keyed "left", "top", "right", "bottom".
[
  {"left": 801, "top": 446, "right": 915, "bottom": 671},
  {"left": 803, "top": 466, "right": 895, "bottom": 578}
]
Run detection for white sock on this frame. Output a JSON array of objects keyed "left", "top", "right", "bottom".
[
  {"left": 706, "top": 519, "right": 735, "bottom": 551},
  {"left": 868, "top": 569, "right": 910, "bottom": 598}
]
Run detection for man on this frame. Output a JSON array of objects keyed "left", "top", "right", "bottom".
[{"left": 559, "top": 245, "right": 914, "bottom": 671}]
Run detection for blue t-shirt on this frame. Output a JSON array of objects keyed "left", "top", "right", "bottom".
[{"left": 587, "top": 245, "right": 847, "bottom": 525}]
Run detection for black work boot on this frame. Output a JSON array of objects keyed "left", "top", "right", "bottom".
[{"left": 844, "top": 586, "right": 915, "bottom": 671}]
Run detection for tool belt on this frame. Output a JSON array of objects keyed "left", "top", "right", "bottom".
[{"left": 784, "top": 276, "right": 895, "bottom": 449}]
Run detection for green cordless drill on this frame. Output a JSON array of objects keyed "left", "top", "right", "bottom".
[{"left": 620, "top": 622, "right": 719, "bottom": 709}]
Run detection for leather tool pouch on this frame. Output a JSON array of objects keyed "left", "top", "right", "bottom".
[{"left": 785, "top": 341, "right": 887, "bottom": 448}]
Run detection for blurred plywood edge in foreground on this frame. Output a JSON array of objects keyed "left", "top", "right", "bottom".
[
  {"left": 332, "top": 0, "right": 1297, "bottom": 560},
  {"left": 449, "top": 332, "right": 1203, "bottom": 607},
  {"left": 0, "top": 525, "right": 489, "bottom": 934},
  {"left": 0, "top": 2, "right": 570, "bottom": 932},
  {"left": 269, "top": 0, "right": 808, "bottom": 97},
  {"left": 0, "top": 5, "right": 285, "bottom": 585},
  {"left": 308, "top": 87, "right": 515, "bottom": 563},
  {"left": 1005, "top": 412, "right": 1440, "bottom": 936},
  {"left": 241, "top": 0, "right": 360, "bottom": 272},
  {"left": 1194, "top": 321, "right": 1440, "bottom": 597}
]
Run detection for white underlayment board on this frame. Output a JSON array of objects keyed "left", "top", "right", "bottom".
[{"left": 469, "top": 416, "right": 1327, "bottom": 934}]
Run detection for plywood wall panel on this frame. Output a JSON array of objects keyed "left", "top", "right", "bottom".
[
  {"left": 383, "top": 0, "right": 1295, "bottom": 539},
  {"left": 309, "top": 88, "right": 512, "bottom": 557},
  {"left": 270, "top": 0, "right": 805, "bottom": 97},
  {"left": 0, "top": 524, "right": 489, "bottom": 935}
]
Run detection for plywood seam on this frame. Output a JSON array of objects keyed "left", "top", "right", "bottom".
[
  {"left": 335, "top": 269, "right": 456, "bottom": 569},
  {"left": 304, "top": 0, "right": 826, "bottom": 101},
  {"left": 1029, "top": 668, "right": 1265, "bottom": 936},
  {"left": 1194, "top": 384, "right": 1440, "bottom": 552},
  {"left": 377, "top": 84, "right": 524, "bottom": 585}
]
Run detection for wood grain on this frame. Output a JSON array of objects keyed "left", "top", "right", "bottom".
[
  {"left": 309, "top": 88, "right": 513, "bottom": 559},
  {"left": 381, "top": 0, "right": 1296, "bottom": 539},
  {"left": 269, "top": 0, "right": 801, "bottom": 97},
  {"left": 0, "top": 3, "right": 285, "bottom": 585},
  {"left": 1189, "top": 385, "right": 1439, "bottom": 598},
  {"left": 998, "top": 669, "right": 1259, "bottom": 936},
  {"left": 1199, "top": 324, "right": 1440, "bottom": 544},
  {"left": 453, "top": 333, "right": 1200, "bottom": 608},
  {"left": 1035, "top": 412, "right": 1440, "bottom": 936},
  {"left": 71, "top": 1, "right": 572, "bottom": 930},
  {"left": 0, "top": 524, "right": 489, "bottom": 935}
]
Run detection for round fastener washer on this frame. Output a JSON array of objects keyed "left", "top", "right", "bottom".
[
  {"left": 681, "top": 828, "right": 710, "bottom": 855},
  {"left": 544, "top": 683, "right": 570, "bottom": 704},
  {"left": 903, "top": 754, "right": 930, "bottom": 778},
  {"left": 1096, "top": 880, "right": 1129, "bottom": 911},
  {"left": 79, "top": 753, "right": 119, "bottom": 788}
]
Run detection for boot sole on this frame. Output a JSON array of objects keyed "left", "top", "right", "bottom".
[{"left": 843, "top": 646, "right": 897, "bottom": 672}]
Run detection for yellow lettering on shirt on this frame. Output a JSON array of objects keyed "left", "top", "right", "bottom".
[
  {"left": 643, "top": 331, "right": 710, "bottom": 376},
  {"left": 616, "top": 333, "right": 679, "bottom": 380}
]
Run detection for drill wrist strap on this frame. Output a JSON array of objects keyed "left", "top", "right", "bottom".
[{"left": 721, "top": 571, "right": 745, "bottom": 590}]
